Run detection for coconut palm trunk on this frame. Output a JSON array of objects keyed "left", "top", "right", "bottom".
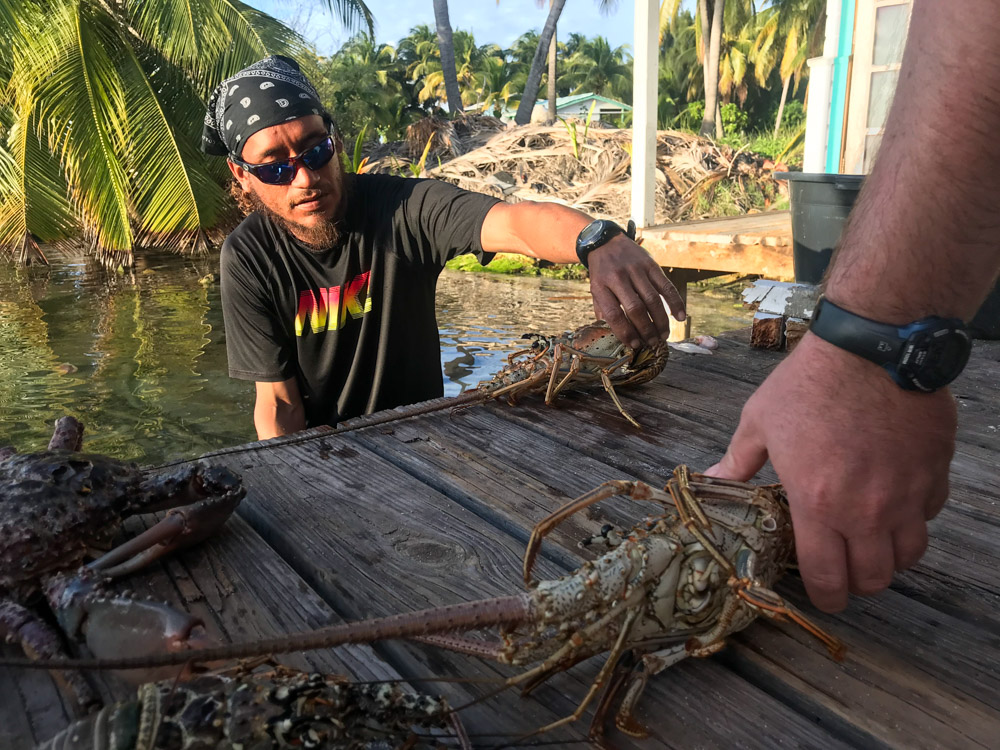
[
  {"left": 700, "top": 0, "right": 725, "bottom": 137},
  {"left": 547, "top": 24, "right": 557, "bottom": 122},
  {"left": 774, "top": 74, "right": 791, "bottom": 135},
  {"left": 433, "top": 0, "right": 463, "bottom": 115},
  {"left": 515, "top": 0, "right": 566, "bottom": 125}
]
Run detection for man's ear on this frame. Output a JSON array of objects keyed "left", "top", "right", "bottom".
[{"left": 227, "top": 159, "right": 252, "bottom": 192}]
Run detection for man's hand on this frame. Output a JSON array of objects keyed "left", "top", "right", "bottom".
[
  {"left": 704, "top": 333, "right": 956, "bottom": 612},
  {"left": 587, "top": 236, "right": 686, "bottom": 349}
]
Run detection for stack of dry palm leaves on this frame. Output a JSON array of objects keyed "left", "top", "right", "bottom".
[{"left": 363, "top": 115, "right": 785, "bottom": 225}]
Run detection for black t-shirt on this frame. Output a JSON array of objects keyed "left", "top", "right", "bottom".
[{"left": 220, "top": 174, "right": 500, "bottom": 427}]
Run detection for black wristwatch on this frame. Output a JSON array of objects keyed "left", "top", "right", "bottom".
[
  {"left": 576, "top": 219, "right": 635, "bottom": 268},
  {"left": 809, "top": 297, "right": 972, "bottom": 392}
]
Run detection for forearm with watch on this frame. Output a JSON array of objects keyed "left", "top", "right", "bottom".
[{"left": 806, "top": 1, "right": 1000, "bottom": 391}]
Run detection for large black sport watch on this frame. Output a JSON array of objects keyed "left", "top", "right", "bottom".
[
  {"left": 809, "top": 296, "right": 972, "bottom": 393},
  {"left": 576, "top": 219, "right": 636, "bottom": 268}
]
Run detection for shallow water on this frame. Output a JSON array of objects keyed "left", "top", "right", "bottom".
[{"left": 0, "top": 254, "right": 750, "bottom": 464}]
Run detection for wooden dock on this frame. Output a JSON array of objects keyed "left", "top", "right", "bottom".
[
  {"left": 639, "top": 210, "right": 793, "bottom": 340},
  {"left": 640, "top": 210, "right": 793, "bottom": 281},
  {"left": 4, "top": 332, "right": 999, "bottom": 749}
]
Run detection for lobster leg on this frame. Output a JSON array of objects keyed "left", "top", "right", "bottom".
[
  {"left": 522, "top": 480, "right": 670, "bottom": 585},
  {"left": 543, "top": 343, "right": 577, "bottom": 405},
  {"left": 85, "top": 487, "right": 243, "bottom": 578},
  {"left": 482, "top": 364, "right": 554, "bottom": 404},
  {"left": 735, "top": 583, "right": 846, "bottom": 660},
  {"left": 598, "top": 367, "right": 642, "bottom": 428},
  {"left": 506, "top": 607, "right": 641, "bottom": 739}
]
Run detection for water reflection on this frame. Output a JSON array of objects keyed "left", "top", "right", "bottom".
[{"left": 0, "top": 257, "right": 751, "bottom": 463}]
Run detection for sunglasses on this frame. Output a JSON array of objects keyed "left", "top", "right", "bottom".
[{"left": 232, "top": 136, "right": 336, "bottom": 185}]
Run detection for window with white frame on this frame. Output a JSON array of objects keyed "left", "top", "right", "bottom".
[{"left": 843, "top": 0, "right": 912, "bottom": 174}]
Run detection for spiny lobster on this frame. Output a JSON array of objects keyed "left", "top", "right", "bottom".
[
  {"left": 462, "top": 320, "right": 669, "bottom": 428},
  {"left": 2, "top": 466, "right": 844, "bottom": 747},
  {"left": 35, "top": 662, "right": 468, "bottom": 750}
]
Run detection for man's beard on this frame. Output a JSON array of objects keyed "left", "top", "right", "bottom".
[{"left": 243, "top": 184, "right": 346, "bottom": 250}]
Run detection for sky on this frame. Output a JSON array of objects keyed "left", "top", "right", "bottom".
[{"left": 247, "top": 1, "right": 692, "bottom": 56}]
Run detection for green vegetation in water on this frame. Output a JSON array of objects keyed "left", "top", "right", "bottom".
[{"left": 446, "top": 252, "right": 588, "bottom": 280}]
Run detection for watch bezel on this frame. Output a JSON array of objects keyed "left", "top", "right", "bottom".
[
  {"left": 893, "top": 323, "right": 972, "bottom": 392},
  {"left": 575, "top": 219, "right": 624, "bottom": 268}
]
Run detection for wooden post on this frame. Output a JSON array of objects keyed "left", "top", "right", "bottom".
[
  {"left": 664, "top": 268, "right": 694, "bottom": 341},
  {"left": 631, "top": 0, "right": 658, "bottom": 229}
]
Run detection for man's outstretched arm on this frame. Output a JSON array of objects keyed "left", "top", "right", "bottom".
[
  {"left": 707, "top": 0, "right": 1000, "bottom": 612},
  {"left": 480, "top": 201, "right": 685, "bottom": 349}
]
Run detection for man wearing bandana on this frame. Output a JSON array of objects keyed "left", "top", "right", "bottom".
[{"left": 204, "top": 56, "right": 684, "bottom": 439}]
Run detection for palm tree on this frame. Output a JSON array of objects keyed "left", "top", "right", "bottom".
[
  {"left": 718, "top": 3, "right": 772, "bottom": 108},
  {"left": 0, "top": 0, "right": 373, "bottom": 267},
  {"left": 562, "top": 36, "right": 633, "bottom": 101},
  {"left": 432, "top": 0, "right": 463, "bottom": 115},
  {"left": 514, "top": 0, "right": 622, "bottom": 126},
  {"left": 410, "top": 30, "right": 488, "bottom": 110},
  {"left": 476, "top": 56, "right": 517, "bottom": 117},
  {"left": 754, "top": 0, "right": 825, "bottom": 134},
  {"left": 665, "top": 0, "right": 771, "bottom": 137},
  {"left": 701, "top": 0, "right": 726, "bottom": 136},
  {"left": 660, "top": 9, "right": 703, "bottom": 107},
  {"left": 312, "top": 35, "right": 417, "bottom": 141}
]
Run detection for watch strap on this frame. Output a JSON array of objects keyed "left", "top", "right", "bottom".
[{"left": 809, "top": 297, "right": 904, "bottom": 367}]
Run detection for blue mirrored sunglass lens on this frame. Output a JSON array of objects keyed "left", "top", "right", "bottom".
[
  {"left": 254, "top": 164, "right": 293, "bottom": 183},
  {"left": 301, "top": 139, "right": 335, "bottom": 170}
]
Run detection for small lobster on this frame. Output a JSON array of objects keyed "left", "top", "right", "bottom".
[
  {"left": 36, "top": 662, "right": 468, "bottom": 750},
  {"left": 468, "top": 321, "right": 669, "bottom": 428},
  {"left": 2, "top": 467, "right": 843, "bottom": 747}
]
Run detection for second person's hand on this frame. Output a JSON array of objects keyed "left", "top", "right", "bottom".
[
  {"left": 704, "top": 333, "right": 956, "bottom": 612},
  {"left": 587, "top": 235, "right": 685, "bottom": 348}
]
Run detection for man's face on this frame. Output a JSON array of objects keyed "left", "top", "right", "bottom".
[{"left": 228, "top": 115, "right": 346, "bottom": 247}]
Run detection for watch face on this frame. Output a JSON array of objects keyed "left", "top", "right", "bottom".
[
  {"left": 578, "top": 220, "right": 608, "bottom": 247},
  {"left": 898, "top": 327, "right": 972, "bottom": 391}
]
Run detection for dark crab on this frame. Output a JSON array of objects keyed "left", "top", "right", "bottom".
[{"left": 0, "top": 416, "right": 245, "bottom": 709}]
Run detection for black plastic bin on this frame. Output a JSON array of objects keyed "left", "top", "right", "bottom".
[
  {"left": 776, "top": 170, "right": 1000, "bottom": 339},
  {"left": 775, "top": 171, "right": 864, "bottom": 285}
]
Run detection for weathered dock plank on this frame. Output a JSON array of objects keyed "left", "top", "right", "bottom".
[
  {"left": 5, "top": 337, "right": 998, "bottom": 749},
  {"left": 1, "top": 512, "right": 427, "bottom": 749}
]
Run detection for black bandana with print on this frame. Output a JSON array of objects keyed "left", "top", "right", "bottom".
[{"left": 201, "top": 55, "right": 333, "bottom": 159}]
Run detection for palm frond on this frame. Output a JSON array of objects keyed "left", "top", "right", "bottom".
[
  {"left": 319, "top": 0, "right": 374, "bottom": 38},
  {"left": 121, "top": 40, "right": 228, "bottom": 249},
  {"left": 659, "top": 0, "right": 684, "bottom": 39},
  {"left": 28, "top": 1, "right": 134, "bottom": 257},
  {"left": 0, "top": 105, "right": 78, "bottom": 252},
  {"left": 125, "top": 0, "right": 230, "bottom": 72},
  {"left": 203, "top": 0, "right": 309, "bottom": 98}
]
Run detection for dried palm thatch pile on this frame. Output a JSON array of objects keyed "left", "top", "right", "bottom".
[{"left": 364, "top": 116, "right": 785, "bottom": 225}]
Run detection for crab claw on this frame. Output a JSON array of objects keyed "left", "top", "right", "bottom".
[
  {"left": 86, "top": 463, "right": 245, "bottom": 578},
  {"left": 45, "top": 569, "right": 216, "bottom": 682}
]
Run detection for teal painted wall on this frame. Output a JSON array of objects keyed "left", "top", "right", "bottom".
[{"left": 827, "top": 0, "right": 856, "bottom": 173}]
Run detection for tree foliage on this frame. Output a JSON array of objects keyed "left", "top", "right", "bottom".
[
  {"left": 1, "top": 0, "right": 823, "bottom": 266},
  {"left": 0, "top": 0, "right": 371, "bottom": 267}
]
